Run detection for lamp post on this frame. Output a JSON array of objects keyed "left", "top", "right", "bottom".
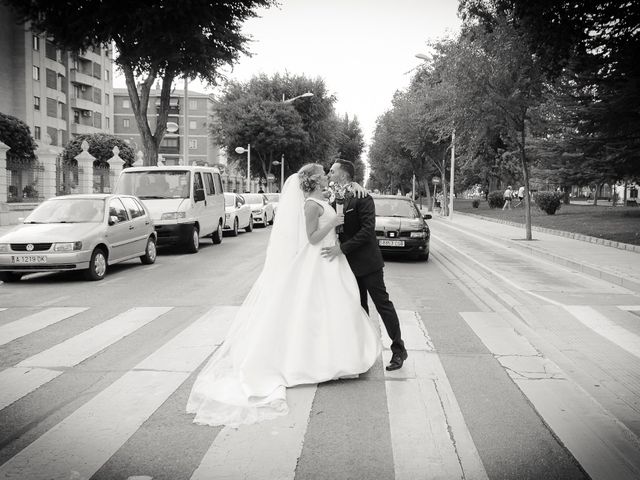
[
  {"left": 273, "top": 92, "right": 314, "bottom": 191},
  {"left": 235, "top": 144, "right": 251, "bottom": 192}
]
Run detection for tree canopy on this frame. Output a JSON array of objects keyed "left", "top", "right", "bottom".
[
  {"left": 0, "top": 112, "right": 37, "bottom": 162},
  {"left": 62, "top": 133, "right": 135, "bottom": 166},
  {"left": 4, "top": 0, "right": 274, "bottom": 165}
]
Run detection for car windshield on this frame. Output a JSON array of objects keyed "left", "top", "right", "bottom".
[
  {"left": 264, "top": 194, "right": 279, "bottom": 202},
  {"left": 243, "top": 194, "right": 264, "bottom": 204},
  {"left": 24, "top": 198, "right": 105, "bottom": 224},
  {"left": 373, "top": 198, "right": 420, "bottom": 218},
  {"left": 116, "top": 170, "right": 190, "bottom": 199}
]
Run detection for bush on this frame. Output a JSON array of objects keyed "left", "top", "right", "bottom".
[
  {"left": 63, "top": 133, "right": 135, "bottom": 167},
  {"left": 472, "top": 199, "right": 480, "bottom": 208},
  {"left": 487, "top": 190, "right": 505, "bottom": 209},
  {"left": 535, "top": 191, "right": 563, "bottom": 215}
]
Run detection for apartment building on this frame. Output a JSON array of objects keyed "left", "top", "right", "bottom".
[
  {"left": 113, "top": 87, "right": 222, "bottom": 166},
  {"left": 0, "top": 4, "right": 114, "bottom": 148}
]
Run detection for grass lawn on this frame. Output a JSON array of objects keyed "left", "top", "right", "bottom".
[{"left": 452, "top": 199, "right": 640, "bottom": 246}]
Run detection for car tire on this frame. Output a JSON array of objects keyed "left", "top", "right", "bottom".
[
  {"left": 419, "top": 251, "right": 429, "bottom": 261},
  {"left": 212, "top": 222, "right": 223, "bottom": 245},
  {"left": 230, "top": 218, "right": 239, "bottom": 237},
  {"left": 0, "top": 272, "right": 22, "bottom": 283},
  {"left": 140, "top": 236, "right": 157, "bottom": 264},
  {"left": 186, "top": 225, "right": 200, "bottom": 253},
  {"left": 84, "top": 248, "right": 107, "bottom": 281},
  {"left": 269, "top": 213, "right": 274, "bottom": 225},
  {"left": 245, "top": 216, "right": 253, "bottom": 232}
]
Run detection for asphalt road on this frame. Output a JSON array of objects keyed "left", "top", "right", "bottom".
[{"left": 0, "top": 219, "right": 639, "bottom": 479}]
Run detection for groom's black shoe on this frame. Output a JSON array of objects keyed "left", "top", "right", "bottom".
[{"left": 386, "top": 351, "right": 408, "bottom": 371}]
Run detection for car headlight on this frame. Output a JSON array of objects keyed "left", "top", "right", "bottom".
[
  {"left": 161, "top": 212, "right": 187, "bottom": 220},
  {"left": 53, "top": 242, "right": 82, "bottom": 251},
  {"left": 0, "top": 244, "right": 9, "bottom": 253},
  {"left": 410, "top": 231, "right": 426, "bottom": 239}
]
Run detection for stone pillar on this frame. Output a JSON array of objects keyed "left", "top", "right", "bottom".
[
  {"left": 74, "top": 140, "right": 95, "bottom": 194},
  {"left": 107, "top": 146, "right": 125, "bottom": 192},
  {"left": 0, "top": 141, "right": 8, "bottom": 204},
  {"left": 133, "top": 150, "right": 144, "bottom": 167},
  {"left": 36, "top": 143, "right": 63, "bottom": 200}
]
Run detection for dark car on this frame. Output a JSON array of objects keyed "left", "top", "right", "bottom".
[{"left": 371, "top": 195, "right": 431, "bottom": 260}]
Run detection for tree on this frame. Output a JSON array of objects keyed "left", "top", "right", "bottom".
[
  {"left": 62, "top": 133, "right": 135, "bottom": 166},
  {"left": 212, "top": 73, "right": 339, "bottom": 184},
  {"left": 5, "top": 0, "right": 274, "bottom": 165},
  {"left": 0, "top": 112, "right": 37, "bottom": 162},
  {"left": 336, "top": 114, "right": 366, "bottom": 183}
]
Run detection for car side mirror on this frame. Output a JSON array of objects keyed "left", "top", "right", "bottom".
[
  {"left": 108, "top": 215, "right": 119, "bottom": 225},
  {"left": 194, "top": 189, "right": 205, "bottom": 202},
  {"left": 423, "top": 214, "right": 432, "bottom": 220}
]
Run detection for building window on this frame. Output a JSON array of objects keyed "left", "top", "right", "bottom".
[
  {"left": 32, "top": 35, "right": 39, "bottom": 51},
  {"left": 123, "top": 119, "right": 130, "bottom": 128},
  {"left": 189, "top": 99, "right": 198, "bottom": 110},
  {"left": 45, "top": 41, "right": 56, "bottom": 61},
  {"left": 46, "top": 68, "right": 57, "bottom": 89},
  {"left": 122, "top": 99, "right": 130, "bottom": 109},
  {"left": 34, "top": 126, "right": 41, "bottom": 140},
  {"left": 73, "top": 110, "right": 80, "bottom": 124},
  {"left": 161, "top": 137, "right": 179, "bottom": 148},
  {"left": 189, "top": 139, "right": 198, "bottom": 150},
  {"left": 46, "top": 98, "right": 57, "bottom": 118},
  {"left": 189, "top": 120, "right": 197, "bottom": 130},
  {"left": 105, "top": 93, "right": 110, "bottom": 105},
  {"left": 106, "top": 117, "right": 110, "bottom": 129},
  {"left": 105, "top": 69, "right": 110, "bottom": 81},
  {"left": 34, "top": 96, "right": 40, "bottom": 110},
  {"left": 33, "top": 66, "right": 40, "bottom": 81}
]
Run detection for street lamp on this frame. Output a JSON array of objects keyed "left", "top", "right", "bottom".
[
  {"left": 235, "top": 144, "right": 251, "bottom": 192},
  {"left": 274, "top": 92, "right": 314, "bottom": 191}
]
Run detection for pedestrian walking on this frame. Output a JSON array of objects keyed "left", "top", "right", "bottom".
[
  {"left": 502, "top": 186, "right": 513, "bottom": 210},
  {"left": 514, "top": 186, "right": 525, "bottom": 207}
]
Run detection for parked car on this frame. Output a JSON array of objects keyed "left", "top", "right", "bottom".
[
  {"left": 242, "top": 193, "right": 274, "bottom": 227},
  {"left": 371, "top": 195, "right": 431, "bottom": 260},
  {"left": 115, "top": 165, "right": 225, "bottom": 253},
  {"left": 224, "top": 193, "right": 253, "bottom": 236},
  {"left": 263, "top": 193, "right": 280, "bottom": 215},
  {"left": 0, "top": 194, "right": 157, "bottom": 282}
]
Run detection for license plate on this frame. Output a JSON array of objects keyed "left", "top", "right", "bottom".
[
  {"left": 12, "top": 255, "right": 47, "bottom": 264},
  {"left": 379, "top": 240, "right": 405, "bottom": 247}
]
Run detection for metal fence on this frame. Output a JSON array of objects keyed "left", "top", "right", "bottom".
[
  {"left": 93, "top": 161, "right": 113, "bottom": 193},
  {"left": 56, "top": 156, "right": 81, "bottom": 195},
  {"left": 6, "top": 158, "right": 44, "bottom": 203}
]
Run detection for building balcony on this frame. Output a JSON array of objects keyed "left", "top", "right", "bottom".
[
  {"left": 69, "top": 97, "right": 96, "bottom": 111},
  {"left": 76, "top": 49, "right": 102, "bottom": 63},
  {"left": 70, "top": 123, "right": 99, "bottom": 135},
  {"left": 69, "top": 69, "right": 100, "bottom": 87}
]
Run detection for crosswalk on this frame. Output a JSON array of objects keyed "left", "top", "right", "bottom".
[{"left": 1, "top": 303, "right": 640, "bottom": 479}]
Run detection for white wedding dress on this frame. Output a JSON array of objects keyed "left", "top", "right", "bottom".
[{"left": 186, "top": 175, "right": 381, "bottom": 427}]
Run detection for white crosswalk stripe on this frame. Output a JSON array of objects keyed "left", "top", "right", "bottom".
[
  {"left": 0, "top": 307, "right": 87, "bottom": 346},
  {"left": 0, "top": 307, "right": 173, "bottom": 410}
]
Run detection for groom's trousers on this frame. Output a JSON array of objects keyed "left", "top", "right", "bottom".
[{"left": 356, "top": 268, "right": 406, "bottom": 356}]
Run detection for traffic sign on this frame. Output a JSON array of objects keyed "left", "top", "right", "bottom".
[
  {"left": 432, "top": 177, "right": 441, "bottom": 185},
  {"left": 266, "top": 173, "right": 276, "bottom": 181}
]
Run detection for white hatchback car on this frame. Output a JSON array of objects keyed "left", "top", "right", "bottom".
[{"left": 0, "top": 194, "right": 157, "bottom": 282}]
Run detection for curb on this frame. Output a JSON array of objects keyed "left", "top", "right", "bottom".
[
  {"left": 454, "top": 211, "right": 640, "bottom": 253},
  {"left": 431, "top": 215, "right": 640, "bottom": 294}
]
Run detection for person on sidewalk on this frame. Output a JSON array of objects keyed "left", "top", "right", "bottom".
[
  {"left": 514, "top": 186, "right": 525, "bottom": 207},
  {"left": 502, "top": 186, "right": 513, "bottom": 210},
  {"left": 322, "top": 159, "right": 408, "bottom": 371}
]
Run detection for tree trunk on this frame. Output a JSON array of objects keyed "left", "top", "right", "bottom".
[
  {"left": 593, "top": 182, "right": 601, "bottom": 206},
  {"left": 520, "top": 119, "right": 532, "bottom": 240}
]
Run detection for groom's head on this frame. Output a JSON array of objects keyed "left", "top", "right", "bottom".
[{"left": 329, "top": 159, "right": 354, "bottom": 184}]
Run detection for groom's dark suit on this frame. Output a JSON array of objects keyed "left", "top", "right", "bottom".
[{"left": 337, "top": 195, "right": 406, "bottom": 357}]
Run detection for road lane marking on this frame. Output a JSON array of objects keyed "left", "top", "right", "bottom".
[
  {"left": 564, "top": 305, "right": 640, "bottom": 360},
  {"left": 383, "top": 310, "right": 488, "bottom": 480},
  {"left": 0, "top": 307, "right": 87, "bottom": 346},
  {"left": 462, "top": 311, "right": 640, "bottom": 480},
  {"left": 35, "top": 296, "right": 71, "bottom": 307},
  {"left": 618, "top": 305, "right": 640, "bottom": 312},
  {"left": 190, "top": 385, "right": 316, "bottom": 480},
  {"left": 0, "top": 308, "right": 7, "bottom": 313},
  {"left": 0, "top": 307, "right": 172, "bottom": 410},
  {"left": 0, "top": 306, "right": 234, "bottom": 480}
]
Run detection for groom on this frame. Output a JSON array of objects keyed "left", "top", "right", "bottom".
[{"left": 322, "top": 159, "right": 408, "bottom": 371}]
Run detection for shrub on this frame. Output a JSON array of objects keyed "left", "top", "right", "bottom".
[
  {"left": 63, "top": 133, "right": 135, "bottom": 167},
  {"left": 535, "top": 191, "right": 563, "bottom": 215},
  {"left": 472, "top": 199, "right": 480, "bottom": 208},
  {"left": 487, "top": 190, "right": 505, "bottom": 209}
]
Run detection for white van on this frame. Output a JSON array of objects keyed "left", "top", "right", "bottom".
[{"left": 115, "top": 165, "right": 225, "bottom": 253}]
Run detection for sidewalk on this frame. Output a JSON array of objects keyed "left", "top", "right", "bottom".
[{"left": 429, "top": 212, "right": 640, "bottom": 294}]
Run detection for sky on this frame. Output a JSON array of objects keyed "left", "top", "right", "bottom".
[{"left": 115, "top": 0, "right": 462, "bottom": 150}]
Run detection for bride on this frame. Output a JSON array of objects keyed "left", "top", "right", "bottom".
[{"left": 186, "top": 163, "right": 381, "bottom": 427}]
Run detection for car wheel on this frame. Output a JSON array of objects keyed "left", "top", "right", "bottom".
[
  {"left": 269, "top": 213, "right": 274, "bottom": 225},
  {"left": 419, "top": 251, "right": 429, "bottom": 261},
  {"left": 245, "top": 215, "right": 253, "bottom": 232},
  {"left": 230, "top": 217, "right": 239, "bottom": 237},
  {"left": 0, "top": 272, "right": 22, "bottom": 283},
  {"left": 140, "top": 236, "right": 157, "bottom": 264},
  {"left": 186, "top": 225, "right": 200, "bottom": 253},
  {"left": 212, "top": 222, "right": 223, "bottom": 245},
  {"left": 84, "top": 248, "right": 107, "bottom": 281}
]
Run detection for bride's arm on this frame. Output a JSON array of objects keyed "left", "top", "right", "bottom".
[{"left": 304, "top": 201, "right": 343, "bottom": 245}]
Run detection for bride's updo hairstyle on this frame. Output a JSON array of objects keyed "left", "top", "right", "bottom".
[{"left": 298, "top": 163, "right": 324, "bottom": 193}]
